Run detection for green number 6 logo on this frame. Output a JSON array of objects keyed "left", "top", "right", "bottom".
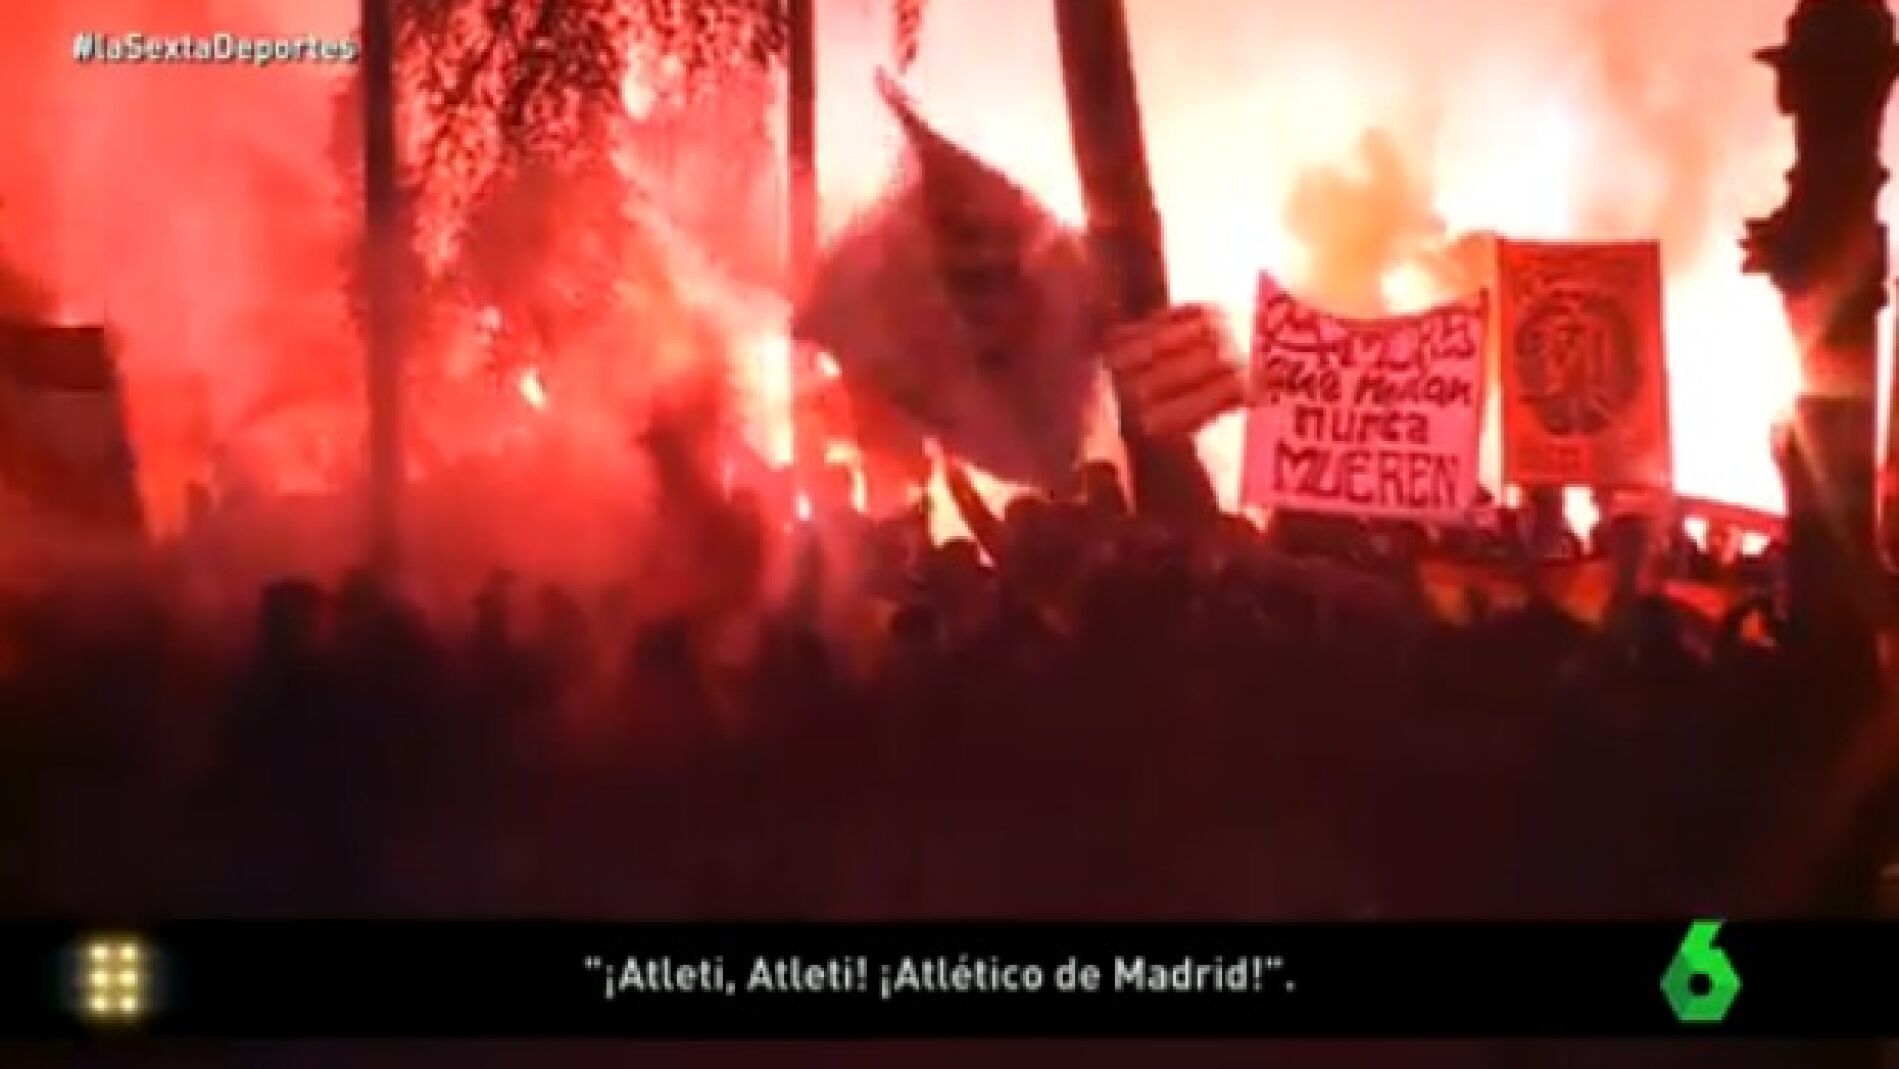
[{"left": 1660, "top": 920, "right": 1742, "bottom": 1024}]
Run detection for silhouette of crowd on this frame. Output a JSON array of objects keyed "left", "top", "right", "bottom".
[{"left": 0, "top": 445, "right": 1846, "bottom": 929}]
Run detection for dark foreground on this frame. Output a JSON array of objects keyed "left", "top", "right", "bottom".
[{"left": 0, "top": 482, "right": 1887, "bottom": 1067}]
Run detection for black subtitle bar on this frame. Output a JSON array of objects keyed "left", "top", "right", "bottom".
[{"left": 0, "top": 922, "right": 1893, "bottom": 1038}]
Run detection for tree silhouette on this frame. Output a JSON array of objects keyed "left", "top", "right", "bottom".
[
  {"left": 329, "top": 0, "right": 924, "bottom": 313},
  {"left": 327, "top": 0, "right": 930, "bottom": 474}
]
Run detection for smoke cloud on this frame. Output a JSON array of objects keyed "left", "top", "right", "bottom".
[
  {"left": 857, "top": 0, "right": 1842, "bottom": 510},
  {"left": 0, "top": 0, "right": 1872, "bottom": 579}
]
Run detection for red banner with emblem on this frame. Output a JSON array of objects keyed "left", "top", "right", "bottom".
[{"left": 1496, "top": 240, "right": 1672, "bottom": 490}]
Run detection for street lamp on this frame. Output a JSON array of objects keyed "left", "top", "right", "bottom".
[{"left": 1741, "top": 0, "right": 1898, "bottom": 655}]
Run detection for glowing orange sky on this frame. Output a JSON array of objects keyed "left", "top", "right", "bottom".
[
  {"left": 812, "top": 0, "right": 1861, "bottom": 514},
  {"left": 2, "top": 0, "right": 1892, "bottom": 528}
]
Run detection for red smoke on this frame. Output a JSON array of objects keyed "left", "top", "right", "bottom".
[{"left": 0, "top": 0, "right": 1882, "bottom": 578}]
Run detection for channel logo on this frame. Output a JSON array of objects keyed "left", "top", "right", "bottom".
[
  {"left": 71, "top": 934, "right": 152, "bottom": 1025},
  {"left": 1660, "top": 919, "right": 1741, "bottom": 1024}
]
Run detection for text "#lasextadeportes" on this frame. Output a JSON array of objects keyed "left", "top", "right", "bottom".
[{"left": 72, "top": 33, "right": 360, "bottom": 66}]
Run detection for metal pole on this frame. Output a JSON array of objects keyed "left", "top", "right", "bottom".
[
  {"left": 361, "top": 0, "right": 403, "bottom": 574},
  {"left": 787, "top": 0, "right": 823, "bottom": 480}
]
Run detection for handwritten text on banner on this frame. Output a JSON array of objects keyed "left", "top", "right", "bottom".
[{"left": 1241, "top": 273, "right": 1488, "bottom": 521}]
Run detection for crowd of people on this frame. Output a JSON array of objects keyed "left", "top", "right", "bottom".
[{"left": 0, "top": 440, "right": 1865, "bottom": 930}]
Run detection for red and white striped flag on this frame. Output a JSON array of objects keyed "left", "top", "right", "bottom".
[
  {"left": 0, "top": 323, "right": 143, "bottom": 531},
  {"left": 1101, "top": 302, "right": 1246, "bottom": 438}
]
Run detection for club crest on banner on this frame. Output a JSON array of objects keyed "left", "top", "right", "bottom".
[{"left": 1496, "top": 240, "right": 1672, "bottom": 490}]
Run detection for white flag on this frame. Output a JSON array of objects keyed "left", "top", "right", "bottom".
[{"left": 791, "top": 75, "right": 1103, "bottom": 489}]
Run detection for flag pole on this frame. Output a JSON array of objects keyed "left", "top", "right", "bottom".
[
  {"left": 787, "top": 0, "right": 823, "bottom": 483},
  {"left": 361, "top": 0, "right": 403, "bottom": 575},
  {"left": 1052, "top": 0, "right": 1217, "bottom": 524}
]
